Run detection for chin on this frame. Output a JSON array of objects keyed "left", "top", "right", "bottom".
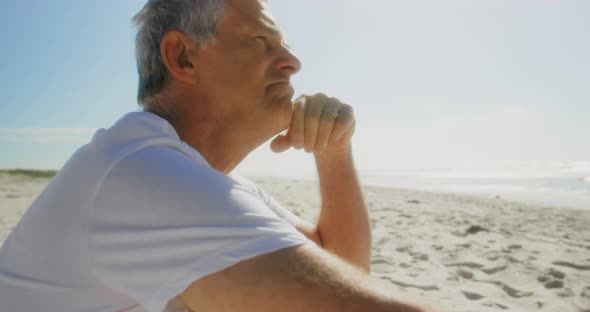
[
  {"left": 262, "top": 87, "right": 294, "bottom": 123},
  {"left": 265, "top": 91, "right": 293, "bottom": 111},
  {"left": 267, "top": 102, "right": 292, "bottom": 132}
]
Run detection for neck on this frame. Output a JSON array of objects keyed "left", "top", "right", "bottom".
[
  {"left": 145, "top": 99, "right": 263, "bottom": 175},
  {"left": 175, "top": 118, "right": 261, "bottom": 174}
]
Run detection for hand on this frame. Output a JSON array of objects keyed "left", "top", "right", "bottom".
[{"left": 270, "top": 93, "right": 355, "bottom": 155}]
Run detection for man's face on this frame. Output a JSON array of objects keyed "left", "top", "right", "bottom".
[{"left": 193, "top": 0, "right": 301, "bottom": 139}]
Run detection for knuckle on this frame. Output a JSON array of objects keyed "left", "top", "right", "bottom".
[
  {"left": 294, "top": 95, "right": 306, "bottom": 105},
  {"left": 341, "top": 106, "right": 355, "bottom": 120},
  {"left": 294, "top": 100, "right": 305, "bottom": 110},
  {"left": 328, "top": 97, "right": 341, "bottom": 104},
  {"left": 310, "top": 92, "right": 328, "bottom": 102},
  {"left": 301, "top": 94, "right": 314, "bottom": 103},
  {"left": 341, "top": 103, "right": 353, "bottom": 112}
]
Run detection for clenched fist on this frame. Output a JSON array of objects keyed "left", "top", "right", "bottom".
[{"left": 271, "top": 93, "right": 356, "bottom": 155}]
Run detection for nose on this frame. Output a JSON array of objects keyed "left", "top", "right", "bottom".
[{"left": 276, "top": 46, "right": 302, "bottom": 76}]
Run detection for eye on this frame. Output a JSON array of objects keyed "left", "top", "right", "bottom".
[{"left": 255, "top": 35, "right": 268, "bottom": 43}]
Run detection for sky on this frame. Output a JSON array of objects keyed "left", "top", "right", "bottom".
[{"left": 0, "top": 0, "right": 589, "bottom": 176}]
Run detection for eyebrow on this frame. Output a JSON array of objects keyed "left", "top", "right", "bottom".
[
  {"left": 257, "top": 17, "right": 281, "bottom": 34},
  {"left": 256, "top": 17, "right": 291, "bottom": 49}
]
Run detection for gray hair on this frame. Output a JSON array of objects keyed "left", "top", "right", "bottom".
[{"left": 132, "top": 0, "right": 225, "bottom": 108}]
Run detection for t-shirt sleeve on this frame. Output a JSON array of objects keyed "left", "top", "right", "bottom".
[
  {"left": 87, "top": 146, "right": 312, "bottom": 312},
  {"left": 229, "top": 174, "right": 307, "bottom": 228},
  {"left": 263, "top": 192, "right": 307, "bottom": 227}
]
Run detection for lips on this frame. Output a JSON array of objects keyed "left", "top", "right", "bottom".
[
  {"left": 266, "top": 82, "right": 295, "bottom": 98},
  {"left": 267, "top": 81, "right": 290, "bottom": 88}
]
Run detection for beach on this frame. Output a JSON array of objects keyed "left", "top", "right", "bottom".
[{"left": 1, "top": 172, "right": 589, "bottom": 311}]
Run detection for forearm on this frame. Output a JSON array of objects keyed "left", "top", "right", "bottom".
[
  {"left": 314, "top": 145, "right": 372, "bottom": 271},
  {"left": 180, "top": 245, "right": 434, "bottom": 312}
]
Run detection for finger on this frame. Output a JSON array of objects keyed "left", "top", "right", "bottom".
[
  {"left": 328, "top": 104, "right": 355, "bottom": 144},
  {"left": 314, "top": 104, "right": 338, "bottom": 152},
  {"left": 303, "top": 93, "right": 328, "bottom": 152},
  {"left": 270, "top": 134, "right": 291, "bottom": 153},
  {"left": 287, "top": 97, "right": 306, "bottom": 150}
]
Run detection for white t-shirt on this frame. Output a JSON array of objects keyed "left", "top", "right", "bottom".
[{"left": 0, "top": 112, "right": 312, "bottom": 312}]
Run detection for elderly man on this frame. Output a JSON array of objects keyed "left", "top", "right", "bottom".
[{"left": 0, "top": 0, "right": 435, "bottom": 311}]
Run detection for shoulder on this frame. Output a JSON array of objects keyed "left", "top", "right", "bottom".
[
  {"left": 97, "top": 144, "right": 230, "bottom": 203},
  {"left": 92, "top": 145, "right": 286, "bottom": 225}
]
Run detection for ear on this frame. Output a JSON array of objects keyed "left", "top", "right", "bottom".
[{"left": 160, "top": 31, "right": 199, "bottom": 85}]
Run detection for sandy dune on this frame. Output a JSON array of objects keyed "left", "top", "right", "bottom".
[{"left": 1, "top": 173, "right": 589, "bottom": 311}]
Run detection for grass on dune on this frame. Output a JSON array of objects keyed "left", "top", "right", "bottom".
[{"left": 0, "top": 169, "right": 58, "bottom": 178}]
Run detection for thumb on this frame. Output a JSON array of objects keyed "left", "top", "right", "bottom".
[{"left": 270, "top": 134, "right": 291, "bottom": 153}]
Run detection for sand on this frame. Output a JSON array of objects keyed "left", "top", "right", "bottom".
[
  {"left": 254, "top": 177, "right": 590, "bottom": 312},
  {"left": 1, "top": 173, "right": 589, "bottom": 311}
]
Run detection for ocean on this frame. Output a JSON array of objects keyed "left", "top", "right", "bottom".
[{"left": 359, "top": 161, "right": 590, "bottom": 210}]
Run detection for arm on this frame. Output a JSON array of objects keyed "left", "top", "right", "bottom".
[
  {"left": 179, "top": 244, "right": 434, "bottom": 312},
  {"left": 271, "top": 93, "right": 371, "bottom": 271},
  {"left": 314, "top": 146, "right": 371, "bottom": 271}
]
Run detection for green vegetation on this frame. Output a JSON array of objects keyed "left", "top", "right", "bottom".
[{"left": 0, "top": 169, "right": 58, "bottom": 178}]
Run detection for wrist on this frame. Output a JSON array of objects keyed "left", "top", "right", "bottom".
[{"left": 314, "top": 144, "right": 353, "bottom": 165}]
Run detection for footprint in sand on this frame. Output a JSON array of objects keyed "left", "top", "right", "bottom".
[
  {"left": 556, "top": 288, "right": 574, "bottom": 298},
  {"left": 473, "top": 279, "right": 533, "bottom": 298},
  {"left": 481, "top": 300, "right": 509, "bottom": 310},
  {"left": 431, "top": 244, "right": 444, "bottom": 251},
  {"left": 399, "top": 262, "right": 411, "bottom": 269},
  {"left": 444, "top": 262, "right": 484, "bottom": 269},
  {"left": 456, "top": 269, "right": 474, "bottom": 279},
  {"left": 371, "top": 257, "right": 393, "bottom": 266},
  {"left": 481, "top": 264, "right": 508, "bottom": 275},
  {"left": 395, "top": 246, "right": 410, "bottom": 253},
  {"left": 483, "top": 252, "right": 502, "bottom": 262},
  {"left": 385, "top": 278, "right": 439, "bottom": 291},
  {"left": 376, "top": 236, "right": 391, "bottom": 245},
  {"left": 371, "top": 263, "right": 393, "bottom": 274},
  {"left": 543, "top": 279, "right": 564, "bottom": 289},
  {"left": 537, "top": 267, "right": 566, "bottom": 289},
  {"left": 409, "top": 251, "right": 429, "bottom": 261},
  {"left": 462, "top": 290, "right": 485, "bottom": 301},
  {"left": 552, "top": 260, "right": 590, "bottom": 271},
  {"left": 548, "top": 267, "right": 566, "bottom": 279},
  {"left": 574, "top": 286, "right": 590, "bottom": 311}
]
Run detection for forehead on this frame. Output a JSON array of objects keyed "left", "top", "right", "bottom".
[{"left": 223, "top": 0, "right": 282, "bottom": 35}]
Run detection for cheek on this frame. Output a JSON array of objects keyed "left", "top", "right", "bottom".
[
  {"left": 197, "top": 45, "right": 269, "bottom": 106},
  {"left": 200, "top": 48, "right": 255, "bottom": 85},
  {"left": 226, "top": 47, "right": 266, "bottom": 80}
]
